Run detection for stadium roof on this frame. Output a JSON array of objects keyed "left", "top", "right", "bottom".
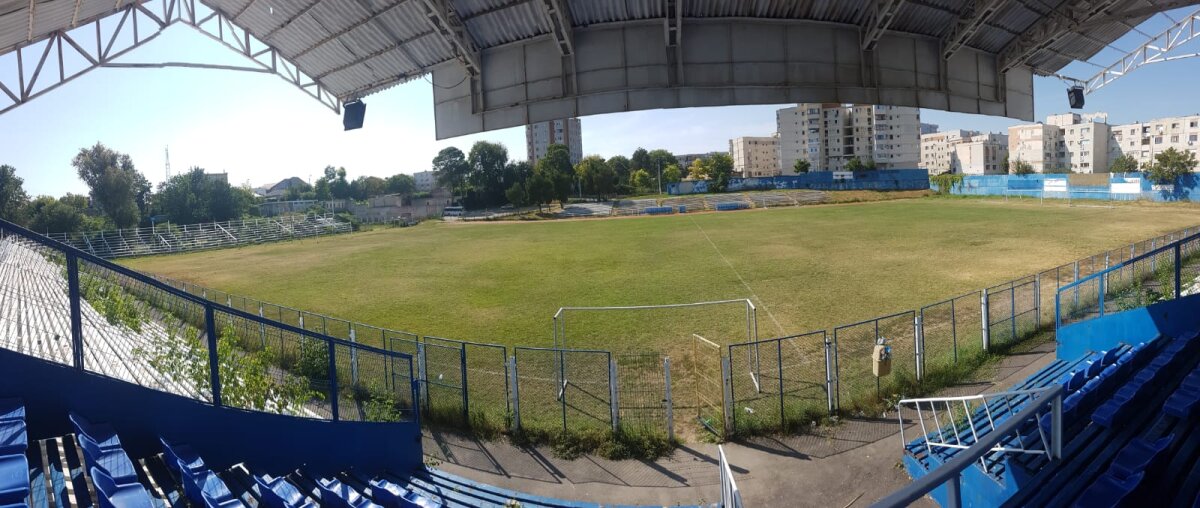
[{"left": 1, "top": 0, "right": 1194, "bottom": 135}]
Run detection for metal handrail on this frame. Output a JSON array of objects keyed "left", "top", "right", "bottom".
[
  {"left": 1058, "top": 231, "right": 1199, "bottom": 294},
  {"left": 875, "top": 384, "right": 1063, "bottom": 508}
]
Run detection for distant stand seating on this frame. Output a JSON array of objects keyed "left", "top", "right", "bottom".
[{"left": 45, "top": 214, "right": 351, "bottom": 259}]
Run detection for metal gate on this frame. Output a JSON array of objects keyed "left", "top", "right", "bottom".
[
  {"left": 513, "top": 347, "right": 614, "bottom": 433},
  {"left": 692, "top": 334, "right": 725, "bottom": 436}
]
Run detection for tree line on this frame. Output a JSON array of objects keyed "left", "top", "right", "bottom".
[{"left": 430, "top": 142, "right": 738, "bottom": 210}]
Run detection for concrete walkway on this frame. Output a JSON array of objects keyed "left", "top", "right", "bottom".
[{"left": 423, "top": 339, "right": 1058, "bottom": 507}]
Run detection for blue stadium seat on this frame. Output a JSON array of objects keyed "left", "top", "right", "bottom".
[
  {"left": 177, "top": 462, "right": 244, "bottom": 508},
  {"left": 1101, "top": 348, "right": 1121, "bottom": 366},
  {"left": 1071, "top": 471, "right": 1144, "bottom": 508},
  {"left": 159, "top": 437, "right": 206, "bottom": 474},
  {"left": 1086, "top": 359, "right": 1104, "bottom": 378},
  {"left": 317, "top": 477, "right": 382, "bottom": 508},
  {"left": 89, "top": 467, "right": 154, "bottom": 508},
  {"left": 76, "top": 434, "right": 139, "bottom": 485},
  {"left": 369, "top": 478, "right": 440, "bottom": 508},
  {"left": 1165, "top": 387, "right": 1200, "bottom": 419},
  {"left": 254, "top": 474, "right": 317, "bottom": 508},
  {"left": 0, "top": 400, "right": 22, "bottom": 424},
  {"left": 69, "top": 412, "right": 122, "bottom": 452},
  {"left": 1065, "top": 370, "right": 1088, "bottom": 392},
  {"left": 0, "top": 454, "right": 29, "bottom": 505},
  {"left": 0, "top": 421, "right": 26, "bottom": 456},
  {"left": 1109, "top": 434, "right": 1175, "bottom": 481}
]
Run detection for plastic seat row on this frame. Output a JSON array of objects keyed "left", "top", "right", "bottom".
[
  {"left": 0, "top": 399, "right": 28, "bottom": 508},
  {"left": 1092, "top": 335, "right": 1200, "bottom": 429},
  {"left": 70, "top": 412, "right": 156, "bottom": 508},
  {"left": 161, "top": 438, "right": 245, "bottom": 507}
]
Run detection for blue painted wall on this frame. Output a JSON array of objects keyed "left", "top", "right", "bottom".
[
  {"left": 937, "top": 172, "right": 1200, "bottom": 202},
  {"left": 667, "top": 169, "right": 930, "bottom": 195},
  {"left": 1056, "top": 293, "right": 1200, "bottom": 360},
  {"left": 0, "top": 349, "right": 423, "bottom": 477}
]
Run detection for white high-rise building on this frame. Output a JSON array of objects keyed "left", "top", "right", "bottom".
[
  {"left": 1008, "top": 113, "right": 1109, "bottom": 173},
  {"left": 920, "top": 130, "right": 978, "bottom": 174},
  {"left": 730, "top": 136, "right": 780, "bottom": 177},
  {"left": 953, "top": 133, "right": 1009, "bottom": 175},
  {"left": 413, "top": 170, "right": 437, "bottom": 193},
  {"left": 776, "top": 103, "right": 921, "bottom": 172},
  {"left": 526, "top": 118, "right": 582, "bottom": 165},
  {"left": 1109, "top": 115, "right": 1200, "bottom": 169}
]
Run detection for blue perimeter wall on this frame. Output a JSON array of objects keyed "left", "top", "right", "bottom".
[
  {"left": 0, "top": 348, "right": 424, "bottom": 477},
  {"left": 1056, "top": 293, "right": 1200, "bottom": 361},
  {"left": 938, "top": 172, "right": 1200, "bottom": 202},
  {"left": 666, "top": 169, "right": 930, "bottom": 195}
]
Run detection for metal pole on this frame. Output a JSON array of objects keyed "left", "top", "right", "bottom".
[
  {"left": 509, "top": 355, "right": 521, "bottom": 431},
  {"left": 461, "top": 343, "right": 470, "bottom": 426},
  {"left": 66, "top": 253, "right": 84, "bottom": 370},
  {"left": 350, "top": 328, "right": 359, "bottom": 384},
  {"left": 1051, "top": 391, "right": 1063, "bottom": 460},
  {"left": 1175, "top": 243, "right": 1183, "bottom": 299},
  {"left": 981, "top": 290, "right": 991, "bottom": 352},
  {"left": 609, "top": 357, "right": 619, "bottom": 432},
  {"left": 416, "top": 343, "right": 427, "bottom": 411},
  {"left": 328, "top": 337, "right": 339, "bottom": 421},
  {"left": 777, "top": 340, "right": 785, "bottom": 429},
  {"left": 204, "top": 304, "right": 222, "bottom": 407},
  {"left": 1010, "top": 282, "right": 1017, "bottom": 343},
  {"left": 826, "top": 334, "right": 837, "bottom": 413},
  {"left": 1034, "top": 273, "right": 1042, "bottom": 331},
  {"left": 946, "top": 474, "right": 962, "bottom": 508},
  {"left": 721, "top": 356, "right": 733, "bottom": 438},
  {"left": 914, "top": 314, "right": 924, "bottom": 382},
  {"left": 664, "top": 356, "right": 674, "bottom": 442}
]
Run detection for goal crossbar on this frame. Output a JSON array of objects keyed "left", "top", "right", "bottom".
[{"left": 552, "top": 298, "right": 758, "bottom": 350}]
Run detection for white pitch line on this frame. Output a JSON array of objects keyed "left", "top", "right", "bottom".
[{"left": 688, "top": 217, "right": 786, "bottom": 336}]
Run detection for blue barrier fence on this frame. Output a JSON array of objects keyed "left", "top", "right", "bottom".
[
  {"left": 937, "top": 172, "right": 1200, "bottom": 202},
  {"left": 668, "top": 169, "right": 930, "bottom": 195}
]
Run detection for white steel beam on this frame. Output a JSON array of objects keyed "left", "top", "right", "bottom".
[
  {"left": 862, "top": 0, "right": 905, "bottom": 51},
  {"left": 1084, "top": 9, "right": 1200, "bottom": 93},
  {"left": 536, "top": 0, "right": 573, "bottom": 56},
  {"left": 943, "top": 0, "right": 1010, "bottom": 59}
]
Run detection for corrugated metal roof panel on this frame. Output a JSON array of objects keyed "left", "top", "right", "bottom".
[{"left": 461, "top": 0, "right": 546, "bottom": 48}]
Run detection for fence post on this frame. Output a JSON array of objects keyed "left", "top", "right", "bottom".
[
  {"left": 1175, "top": 244, "right": 1183, "bottom": 299},
  {"left": 66, "top": 253, "right": 84, "bottom": 371},
  {"left": 913, "top": 313, "right": 924, "bottom": 382},
  {"left": 1073, "top": 260, "right": 1080, "bottom": 309},
  {"left": 508, "top": 355, "right": 520, "bottom": 431},
  {"left": 664, "top": 356, "right": 674, "bottom": 442},
  {"left": 349, "top": 328, "right": 360, "bottom": 385},
  {"left": 777, "top": 340, "right": 785, "bottom": 430},
  {"left": 981, "top": 289, "right": 991, "bottom": 352},
  {"left": 609, "top": 357, "right": 620, "bottom": 432},
  {"left": 328, "top": 337, "right": 339, "bottom": 421},
  {"left": 416, "top": 342, "right": 427, "bottom": 411},
  {"left": 1010, "top": 281, "right": 1017, "bottom": 343},
  {"left": 1034, "top": 274, "right": 1042, "bottom": 330},
  {"left": 824, "top": 335, "right": 836, "bottom": 413},
  {"left": 204, "top": 303, "right": 222, "bottom": 407},
  {"left": 721, "top": 356, "right": 733, "bottom": 439},
  {"left": 460, "top": 343, "right": 469, "bottom": 426}
]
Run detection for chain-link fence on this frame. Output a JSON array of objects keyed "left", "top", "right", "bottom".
[
  {"left": 727, "top": 331, "right": 828, "bottom": 435},
  {"left": 691, "top": 335, "right": 725, "bottom": 436},
  {"left": 986, "top": 277, "right": 1039, "bottom": 349},
  {"left": 832, "top": 311, "right": 916, "bottom": 413},
  {"left": 614, "top": 352, "right": 669, "bottom": 436},
  {"left": 512, "top": 347, "right": 613, "bottom": 434},
  {"left": 920, "top": 291, "right": 983, "bottom": 376}
]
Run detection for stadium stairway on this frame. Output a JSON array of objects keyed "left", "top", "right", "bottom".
[
  {"left": 901, "top": 328, "right": 1200, "bottom": 507},
  {"left": 0, "top": 399, "right": 716, "bottom": 508}
]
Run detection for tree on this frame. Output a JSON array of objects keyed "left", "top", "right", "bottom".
[
  {"left": 158, "top": 168, "right": 255, "bottom": 223},
  {"left": 314, "top": 178, "right": 332, "bottom": 201},
  {"left": 1110, "top": 154, "right": 1139, "bottom": 173},
  {"left": 467, "top": 141, "right": 510, "bottom": 208},
  {"left": 629, "top": 169, "right": 653, "bottom": 192},
  {"left": 1143, "top": 147, "right": 1198, "bottom": 184},
  {"left": 630, "top": 148, "right": 651, "bottom": 173},
  {"left": 0, "top": 165, "right": 29, "bottom": 224},
  {"left": 662, "top": 164, "right": 682, "bottom": 184},
  {"left": 433, "top": 147, "right": 470, "bottom": 202},
  {"left": 386, "top": 174, "right": 416, "bottom": 196},
  {"left": 537, "top": 144, "right": 574, "bottom": 206},
  {"left": 575, "top": 156, "right": 617, "bottom": 199},
  {"left": 863, "top": 158, "right": 877, "bottom": 171},
  {"left": 705, "top": 153, "right": 735, "bottom": 192},
  {"left": 504, "top": 182, "right": 528, "bottom": 207},
  {"left": 1001, "top": 156, "right": 1010, "bottom": 174},
  {"left": 284, "top": 180, "right": 313, "bottom": 201},
  {"left": 844, "top": 157, "right": 865, "bottom": 172},
  {"left": 526, "top": 170, "right": 555, "bottom": 211},
  {"left": 688, "top": 159, "right": 708, "bottom": 180},
  {"left": 607, "top": 155, "right": 632, "bottom": 184},
  {"left": 350, "top": 176, "right": 388, "bottom": 200},
  {"left": 792, "top": 159, "right": 811, "bottom": 174},
  {"left": 25, "top": 194, "right": 93, "bottom": 234},
  {"left": 1011, "top": 159, "right": 1035, "bottom": 175},
  {"left": 72, "top": 143, "right": 148, "bottom": 228},
  {"left": 316, "top": 166, "right": 350, "bottom": 200}
]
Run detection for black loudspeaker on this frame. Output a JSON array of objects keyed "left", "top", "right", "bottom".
[
  {"left": 1067, "top": 86, "right": 1085, "bottom": 109},
  {"left": 343, "top": 100, "right": 366, "bottom": 130}
]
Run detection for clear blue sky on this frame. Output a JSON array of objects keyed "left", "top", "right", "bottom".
[{"left": 2, "top": 9, "right": 1199, "bottom": 197}]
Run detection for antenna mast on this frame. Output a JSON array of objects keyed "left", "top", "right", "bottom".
[{"left": 164, "top": 146, "right": 172, "bottom": 181}]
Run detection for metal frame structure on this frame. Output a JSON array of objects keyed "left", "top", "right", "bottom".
[
  {"left": 1082, "top": 8, "right": 1200, "bottom": 93},
  {"left": 0, "top": 0, "right": 340, "bottom": 115}
]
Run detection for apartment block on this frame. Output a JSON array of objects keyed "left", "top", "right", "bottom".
[
  {"left": 1008, "top": 114, "right": 1109, "bottom": 173},
  {"left": 730, "top": 136, "right": 780, "bottom": 177},
  {"left": 953, "top": 133, "right": 1009, "bottom": 175},
  {"left": 776, "top": 103, "right": 921, "bottom": 172},
  {"left": 526, "top": 118, "right": 582, "bottom": 165},
  {"left": 920, "top": 129, "right": 978, "bottom": 174},
  {"left": 1109, "top": 115, "right": 1200, "bottom": 169},
  {"left": 413, "top": 170, "right": 436, "bottom": 193}
]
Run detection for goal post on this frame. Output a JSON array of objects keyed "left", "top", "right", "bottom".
[{"left": 552, "top": 298, "right": 759, "bottom": 351}]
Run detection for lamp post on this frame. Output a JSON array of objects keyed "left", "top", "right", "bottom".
[{"left": 657, "top": 160, "right": 662, "bottom": 195}]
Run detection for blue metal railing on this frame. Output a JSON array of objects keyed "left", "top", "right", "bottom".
[
  {"left": 0, "top": 218, "right": 418, "bottom": 424},
  {"left": 1056, "top": 231, "right": 1200, "bottom": 329},
  {"left": 872, "top": 384, "right": 1064, "bottom": 508}
]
